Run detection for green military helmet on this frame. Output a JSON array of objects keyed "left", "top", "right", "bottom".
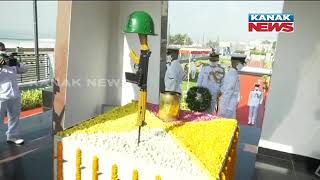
[{"left": 123, "top": 11, "right": 157, "bottom": 35}]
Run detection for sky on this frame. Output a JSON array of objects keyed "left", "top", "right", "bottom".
[
  {"left": 168, "top": 1, "right": 284, "bottom": 43},
  {"left": 0, "top": 1, "right": 57, "bottom": 39},
  {"left": 0, "top": 1, "right": 283, "bottom": 42}
]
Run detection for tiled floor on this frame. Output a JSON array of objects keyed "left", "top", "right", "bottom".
[
  {"left": 236, "top": 125, "right": 320, "bottom": 180},
  {"left": 254, "top": 150, "right": 320, "bottom": 180},
  {"left": 235, "top": 125, "right": 262, "bottom": 180},
  {"left": 0, "top": 111, "right": 53, "bottom": 180},
  {"left": 253, "top": 154, "right": 296, "bottom": 180},
  {"left": 0, "top": 112, "right": 318, "bottom": 180}
]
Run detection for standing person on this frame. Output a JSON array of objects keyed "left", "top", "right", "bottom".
[
  {"left": 164, "top": 49, "right": 185, "bottom": 94},
  {"left": 248, "top": 83, "right": 263, "bottom": 125},
  {"left": 183, "top": 63, "right": 188, "bottom": 78},
  {"left": 190, "top": 60, "right": 197, "bottom": 80},
  {"left": 197, "top": 52, "right": 225, "bottom": 114},
  {"left": 0, "top": 42, "right": 27, "bottom": 145},
  {"left": 199, "top": 63, "right": 203, "bottom": 72},
  {"left": 218, "top": 54, "right": 246, "bottom": 118}
]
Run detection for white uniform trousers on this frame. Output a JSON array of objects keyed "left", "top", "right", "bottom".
[
  {"left": 0, "top": 97, "right": 21, "bottom": 139},
  {"left": 248, "top": 105, "right": 259, "bottom": 124},
  {"left": 219, "top": 108, "right": 236, "bottom": 119},
  {"left": 206, "top": 98, "right": 217, "bottom": 114},
  {"left": 191, "top": 69, "right": 197, "bottom": 79}
]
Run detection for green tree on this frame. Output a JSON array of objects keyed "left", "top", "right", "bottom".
[
  {"left": 169, "top": 34, "right": 193, "bottom": 45},
  {"left": 262, "top": 40, "right": 271, "bottom": 44},
  {"left": 206, "top": 40, "right": 219, "bottom": 48},
  {"left": 234, "top": 50, "right": 245, "bottom": 54}
]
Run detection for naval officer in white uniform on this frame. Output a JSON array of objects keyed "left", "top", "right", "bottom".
[
  {"left": 164, "top": 49, "right": 185, "bottom": 94},
  {"left": 190, "top": 60, "right": 197, "bottom": 80},
  {"left": 248, "top": 83, "right": 263, "bottom": 125},
  {"left": 197, "top": 52, "right": 225, "bottom": 114},
  {"left": 218, "top": 54, "right": 247, "bottom": 119}
]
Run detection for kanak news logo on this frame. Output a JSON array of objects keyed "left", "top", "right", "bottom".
[{"left": 248, "top": 13, "right": 294, "bottom": 32}]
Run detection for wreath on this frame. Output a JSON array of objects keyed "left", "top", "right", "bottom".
[{"left": 186, "top": 86, "right": 212, "bottom": 112}]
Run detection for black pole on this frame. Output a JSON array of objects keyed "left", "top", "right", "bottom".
[
  {"left": 159, "top": 1, "right": 168, "bottom": 92},
  {"left": 137, "top": 126, "right": 141, "bottom": 146},
  {"left": 33, "top": 0, "right": 40, "bottom": 81}
]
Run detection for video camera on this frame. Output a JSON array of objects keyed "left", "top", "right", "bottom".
[{"left": 0, "top": 52, "right": 19, "bottom": 67}]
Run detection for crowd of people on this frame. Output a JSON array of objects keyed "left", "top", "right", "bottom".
[{"left": 164, "top": 48, "right": 263, "bottom": 125}]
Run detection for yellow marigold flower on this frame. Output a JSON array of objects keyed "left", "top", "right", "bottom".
[
  {"left": 168, "top": 119, "right": 237, "bottom": 178},
  {"left": 56, "top": 102, "right": 238, "bottom": 179}
]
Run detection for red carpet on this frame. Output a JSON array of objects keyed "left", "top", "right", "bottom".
[
  {"left": 3, "top": 107, "right": 44, "bottom": 124},
  {"left": 236, "top": 74, "right": 268, "bottom": 128}
]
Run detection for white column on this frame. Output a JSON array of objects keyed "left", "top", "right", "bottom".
[{"left": 259, "top": 1, "right": 320, "bottom": 159}]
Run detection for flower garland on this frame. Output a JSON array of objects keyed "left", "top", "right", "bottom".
[{"left": 147, "top": 103, "right": 217, "bottom": 122}]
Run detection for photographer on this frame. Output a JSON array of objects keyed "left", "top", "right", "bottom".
[{"left": 0, "top": 42, "right": 27, "bottom": 145}]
